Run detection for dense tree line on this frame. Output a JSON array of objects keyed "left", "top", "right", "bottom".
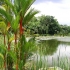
[{"left": 25, "top": 15, "right": 70, "bottom": 36}]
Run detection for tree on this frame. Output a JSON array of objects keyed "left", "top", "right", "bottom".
[
  {"left": 48, "top": 16, "right": 60, "bottom": 35},
  {"left": 38, "top": 15, "right": 49, "bottom": 34},
  {"left": 60, "top": 25, "right": 70, "bottom": 36},
  {"left": 26, "top": 17, "right": 40, "bottom": 34},
  {"left": 0, "top": 0, "right": 39, "bottom": 70},
  {"left": 26, "top": 15, "right": 61, "bottom": 35},
  {"left": 37, "top": 15, "right": 60, "bottom": 35}
]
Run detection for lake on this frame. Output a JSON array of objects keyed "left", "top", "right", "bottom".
[{"left": 30, "top": 37, "right": 70, "bottom": 69}]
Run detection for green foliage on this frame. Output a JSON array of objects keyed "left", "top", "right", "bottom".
[
  {"left": 0, "top": 21, "right": 6, "bottom": 34},
  {"left": 26, "top": 17, "right": 40, "bottom": 34},
  {"left": 11, "top": 15, "right": 20, "bottom": 33},
  {"left": 26, "top": 15, "right": 61, "bottom": 35},
  {"left": 0, "top": 0, "right": 39, "bottom": 70},
  {"left": 26, "top": 15, "right": 70, "bottom": 36},
  {"left": 0, "top": 8, "right": 12, "bottom": 22},
  {"left": 20, "top": 35, "right": 37, "bottom": 59},
  {"left": 60, "top": 25, "right": 70, "bottom": 36},
  {"left": 23, "top": 8, "right": 39, "bottom": 25},
  {"left": 8, "top": 51, "right": 17, "bottom": 62}
]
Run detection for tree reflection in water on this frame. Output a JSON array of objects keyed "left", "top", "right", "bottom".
[{"left": 38, "top": 39, "right": 60, "bottom": 55}]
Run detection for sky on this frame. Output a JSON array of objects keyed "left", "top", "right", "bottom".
[{"left": 32, "top": 0, "right": 70, "bottom": 25}]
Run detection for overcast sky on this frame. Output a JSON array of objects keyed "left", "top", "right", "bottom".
[{"left": 32, "top": 0, "right": 70, "bottom": 25}]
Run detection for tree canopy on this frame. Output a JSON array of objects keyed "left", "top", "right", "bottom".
[{"left": 26, "top": 15, "right": 61, "bottom": 35}]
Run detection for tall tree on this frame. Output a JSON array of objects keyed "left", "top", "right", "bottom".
[
  {"left": 48, "top": 16, "right": 60, "bottom": 35},
  {"left": 38, "top": 15, "right": 60, "bottom": 35},
  {"left": 0, "top": 0, "right": 39, "bottom": 70}
]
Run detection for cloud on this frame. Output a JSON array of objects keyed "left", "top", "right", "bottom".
[
  {"left": 34, "top": 0, "right": 61, "bottom": 4},
  {"left": 32, "top": 0, "right": 70, "bottom": 25}
]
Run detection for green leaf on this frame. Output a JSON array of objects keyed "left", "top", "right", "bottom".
[
  {"left": 14, "top": 0, "right": 20, "bottom": 13},
  {"left": 0, "top": 8, "right": 11, "bottom": 22},
  {"left": 21, "top": 0, "right": 35, "bottom": 16},
  {"left": 0, "top": 21, "right": 7, "bottom": 33},
  {"left": 0, "top": 53, "right": 4, "bottom": 60},
  {"left": 5, "top": 0, "right": 17, "bottom": 15},
  {"left": 8, "top": 51, "right": 17, "bottom": 62},
  {"left": 23, "top": 8, "right": 39, "bottom": 25},
  {"left": 11, "top": 15, "right": 20, "bottom": 32}
]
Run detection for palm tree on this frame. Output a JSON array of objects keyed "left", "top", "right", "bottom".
[{"left": 0, "top": 0, "right": 39, "bottom": 70}]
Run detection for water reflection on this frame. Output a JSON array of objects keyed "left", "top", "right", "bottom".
[
  {"left": 33, "top": 39, "right": 70, "bottom": 67},
  {"left": 38, "top": 39, "right": 60, "bottom": 55}
]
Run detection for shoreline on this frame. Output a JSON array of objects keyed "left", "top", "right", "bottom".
[{"left": 35, "top": 36, "right": 70, "bottom": 42}]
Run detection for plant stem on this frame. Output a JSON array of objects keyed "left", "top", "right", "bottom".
[
  {"left": 3, "top": 34, "right": 7, "bottom": 70},
  {"left": 4, "top": 59, "right": 6, "bottom": 70},
  {"left": 4, "top": 34, "right": 6, "bottom": 45},
  {"left": 16, "top": 61, "right": 18, "bottom": 70},
  {"left": 14, "top": 33, "right": 19, "bottom": 70},
  {"left": 8, "top": 42, "right": 10, "bottom": 51},
  {"left": 15, "top": 32, "right": 17, "bottom": 45},
  {"left": 19, "top": 17, "right": 23, "bottom": 35},
  {"left": 19, "top": 17, "right": 23, "bottom": 60}
]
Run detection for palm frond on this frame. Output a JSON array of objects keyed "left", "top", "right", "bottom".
[
  {"left": 23, "top": 8, "right": 39, "bottom": 25},
  {"left": 14, "top": 0, "right": 20, "bottom": 13},
  {"left": 20, "top": 0, "right": 35, "bottom": 16},
  {"left": 5, "top": 0, "right": 17, "bottom": 16},
  {"left": 0, "top": 8, "right": 11, "bottom": 22},
  {"left": 11, "top": 15, "right": 20, "bottom": 32}
]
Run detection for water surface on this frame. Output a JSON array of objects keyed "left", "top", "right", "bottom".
[{"left": 33, "top": 37, "right": 70, "bottom": 67}]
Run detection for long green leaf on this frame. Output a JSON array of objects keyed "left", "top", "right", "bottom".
[
  {"left": 5, "top": 0, "right": 17, "bottom": 16},
  {"left": 19, "top": 0, "right": 35, "bottom": 16},
  {"left": 0, "top": 8, "right": 11, "bottom": 22},
  {"left": 23, "top": 8, "right": 39, "bottom": 25},
  {"left": 11, "top": 15, "right": 20, "bottom": 32}
]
